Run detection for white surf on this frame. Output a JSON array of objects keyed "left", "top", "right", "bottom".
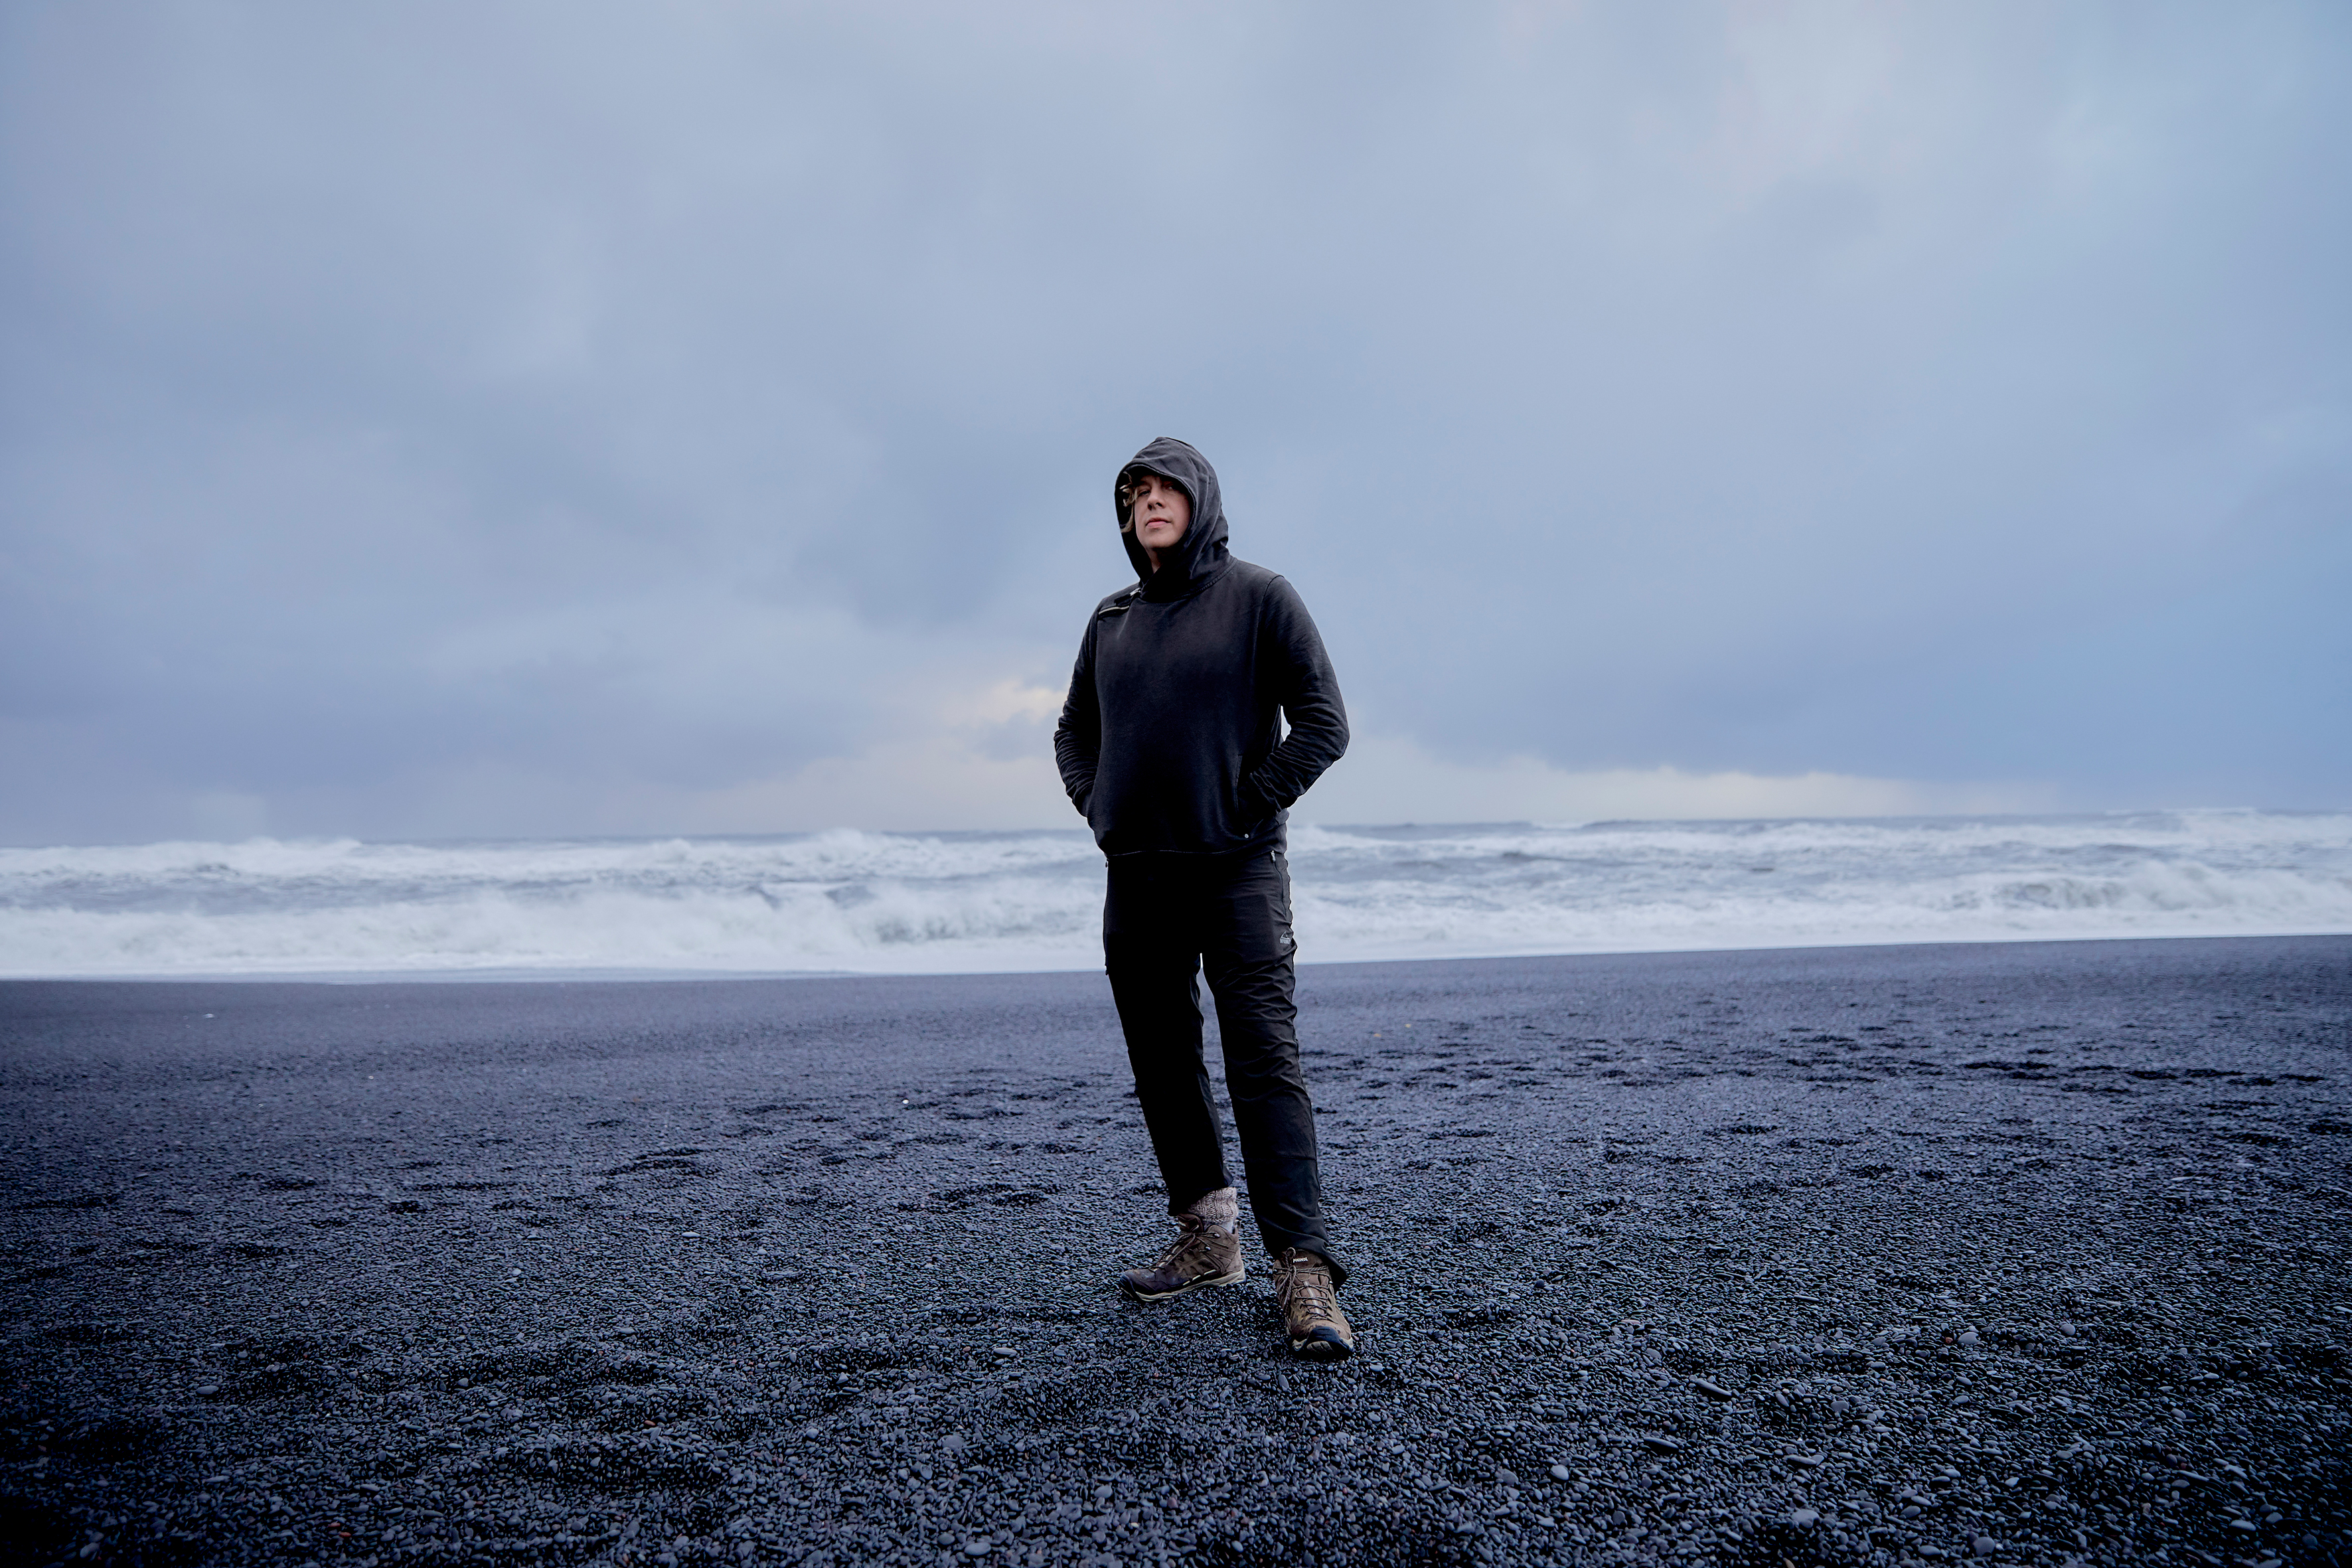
[{"left": 1, "top": 810, "right": 2345, "bottom": 979}]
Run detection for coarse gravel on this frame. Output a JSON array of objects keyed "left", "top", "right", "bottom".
[{"left": 3, "top": 935, "right": 2349, "bottom": 1568}]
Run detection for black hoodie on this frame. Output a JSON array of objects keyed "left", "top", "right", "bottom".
[{"left": 1053, "top": 437, "right": 1349, "bottom": 856}]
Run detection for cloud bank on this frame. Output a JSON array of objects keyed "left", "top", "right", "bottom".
[{"left": 2, "top": 1, "right": 2345, "bottom": 842}]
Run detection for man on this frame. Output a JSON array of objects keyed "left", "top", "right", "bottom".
[{"left": 1052, "top": 436, "right": 1356, "bottom": 1361}]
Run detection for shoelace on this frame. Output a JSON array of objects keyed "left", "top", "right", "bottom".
[
  {"left": 1279, "top": 1257, "right": 1337, "bottom": 1320},
  {"left": 1154, "top": 1217, "right": 1216, "bottom": 1271}
]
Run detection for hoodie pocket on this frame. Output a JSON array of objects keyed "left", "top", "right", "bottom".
[{"left": 1236, "top": 773, "right": 1274, "bottom": 831}]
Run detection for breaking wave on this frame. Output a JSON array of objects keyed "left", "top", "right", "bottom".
[{"left": 1, "top": 811, "right": 2345, "bottom": 979}]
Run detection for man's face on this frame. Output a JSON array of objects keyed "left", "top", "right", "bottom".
[{"left": 1127, "top": 473, "right": 1191, "bottom": 564}]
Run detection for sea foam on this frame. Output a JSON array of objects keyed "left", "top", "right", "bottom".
[{"left": 1, "top": 811, "right": 2345, "bottom": 979}]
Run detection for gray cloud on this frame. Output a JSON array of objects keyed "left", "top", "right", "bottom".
[{"left": 3, "top": 1, "right": 2345, "bottom": 842}]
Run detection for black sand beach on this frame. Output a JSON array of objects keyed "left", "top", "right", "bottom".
[{"left": 4, "top": 936, "right": 2348, "bottom": 1568}]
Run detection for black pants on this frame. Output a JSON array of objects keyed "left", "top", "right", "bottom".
[{"left": 1103, "top": 848, "right": 1342, "bottom": 1283}]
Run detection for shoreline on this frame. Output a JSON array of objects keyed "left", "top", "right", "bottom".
[{"left": 9, "top": 924, "right": 2352, "bottom": 986}]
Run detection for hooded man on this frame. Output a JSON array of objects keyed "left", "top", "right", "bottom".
[{"left": 1052, "top": 437, "right": 1356, "bottom": 1360}]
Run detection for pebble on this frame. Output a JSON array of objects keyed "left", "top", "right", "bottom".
[
  {"left": 1549, "top": 1464, "right": 1573, "bottom": 1482},
  {"left": 1973, "top": 1535, "right": 1999, "bottom": 1555},
  {"left": 1787, "top": 1508, "right": 1820, "bottom": 1528},
  {"left": 1640, "top": 1435, "right": 1684, "bottom": 1453},
  {"left": 1687, "top": 1375, "right": 1733, "bottom": 1399}
]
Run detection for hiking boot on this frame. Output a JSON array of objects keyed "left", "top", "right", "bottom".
[
  {"left": 1273, "top": 1247, "right": 1355, "bottom": 1360},
  {"left": 1119, "top": 1213, "right": 1245, "bottom": 1302}
]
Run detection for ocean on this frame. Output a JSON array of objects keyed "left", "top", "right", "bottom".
[{"left": 2, "top": 809, "right": 2346, "bottom": 980}]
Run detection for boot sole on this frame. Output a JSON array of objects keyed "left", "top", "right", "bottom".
[
  {"left": 1289, "top": 1327, "right": 1356, "bottom": 1360},
  {"left": 1119, "top": 1267, "right": 1245, "bottom": 1304}
]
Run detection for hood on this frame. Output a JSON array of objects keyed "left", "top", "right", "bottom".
[{"left": 1115, "top": 436, "right": 1231, "bottom": 598}]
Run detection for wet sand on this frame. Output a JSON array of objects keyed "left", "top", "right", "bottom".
[{"left": 3, "top": 936, "right": 2349, "bottom": 1568}]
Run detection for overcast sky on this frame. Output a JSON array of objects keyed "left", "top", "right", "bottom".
[{"left": 3, "top": 1, "right": 2345, "bottom": 844}]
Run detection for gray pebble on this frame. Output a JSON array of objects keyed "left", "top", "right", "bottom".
[
  {"left": 1974, "top": 1535, "right": 2000, "bottom": 1555},
  {"left": 1788, "top": 1508, "right": 1820, "bottom": 1528}
]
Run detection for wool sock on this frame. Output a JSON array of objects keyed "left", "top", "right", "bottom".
[{"left": 1186, "top": 1186, "right": 1240, "bottom": 1237}]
